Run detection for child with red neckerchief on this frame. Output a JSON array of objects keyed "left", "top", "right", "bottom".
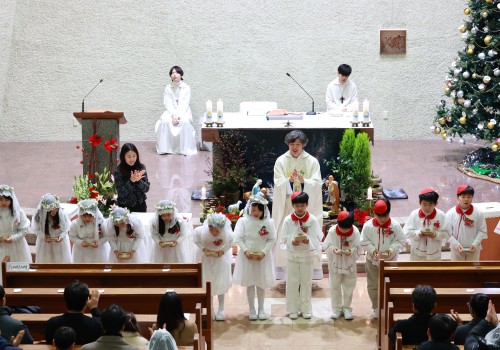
[
  {"left": 445, "top": 185, "right": 487, "bottom": 261},
  {"left": 404, "top": 188, "right": 449, "bottom": 261},
  {"left": 323, "top": 211, "right": 361, "bottom": 320},
  {"left": 280, "top": 191, "right": 323, "bottom": 320},
  {"left": 361, "top": 198, "right": 405, "bottom": 319}
]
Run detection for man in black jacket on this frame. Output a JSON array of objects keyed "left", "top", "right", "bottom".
[
  {"left": 45, "top": 281, "right": 102, "bottom": 345},
  {"left": 451, "top": 293, "right": 490, "bottom": 345},
  {"left": 0, "top": 285, "right": 33, "bottom": 344},
  {"left": 465, "top": 300, "right": 500, "bottom": 350}
]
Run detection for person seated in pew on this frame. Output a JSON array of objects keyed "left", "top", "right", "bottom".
[
  {"left": 465, "top": 300, "right": 500, "bottom": 350},
  {"left": 0, "top": 329, "right": 24, "bottom": 350},
  {"left": 45, "top": 281, "right": 102, "bottom": 345},
  {"left": 54, "top": 326, "right": 76, "bottom": 350},
  {"left": 0, "top": 285, "right": 33, "bottom": 344},
  {"left": 122, "top": 312, "right": 149, "bottom": 346},
  {"left": 451, "top": 293, "right": 490, "bottom": 345},
  {"left": 81, "top": 304, "right": 139, "bottom": 350},
  {"left": 150, "top": 291, "right": 197, "bottom": 346},
  {"left": 388, "top": 285, "right": 437, "bottom": 346},
  {"left": 418, "top": 314, "right": 459, "bottom": 350},
  {"left": 148, "top": 328, "right": 178, "bottom": 350}
]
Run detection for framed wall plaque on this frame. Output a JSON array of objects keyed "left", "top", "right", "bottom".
[{"left": 380, "top": 29, "right": 406, "bottom": 54}]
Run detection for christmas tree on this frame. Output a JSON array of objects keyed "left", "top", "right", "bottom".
[{"left": 434, "top": 0, "right": 500, "bottom": 152}]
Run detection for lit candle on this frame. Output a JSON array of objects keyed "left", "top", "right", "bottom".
[
  {"left": 217, "top": 99, "right": 224, "bottom": 122},
  {"left": 367, "top": 187, "right": 373, "bottom": 200},
  {"left": 206, "top": 100, "right": 212, "bottom": 116},
  {"left": 363, "top": 99, "right": 369, "bottom": 116},
  {"left": 352, "top": 99, "right": 359, "bottom": 122},
  {"left": 201, "top": 186, "right": 207, "bottom": 200}
]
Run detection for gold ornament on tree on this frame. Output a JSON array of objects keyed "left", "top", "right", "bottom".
[
  {"left": 459, "top": 116, "right": 467, "bottom": 124},
  {"left": 487, "top": 122, "right": 495, "bottom": 129},
  {"left": 464, "top": 8, "right": 471, "bottom": 15},
  {"left": 459, "top": 25, "right": 467, "bottom": 33},
  {"left": 439, "top": 118, "right": 446, "bottom": 125},
  {"left": 484, "top": 35, "right": 492, "bottom": 45},
  {"left": 492, "top": 144, "right": 499, "bottom": 152},
  {"left": 434, "top": 127, "right": 441, "bottom": 134}
]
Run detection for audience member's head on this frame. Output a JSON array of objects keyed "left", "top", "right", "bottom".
[
  {"left": 0, "top": 285, "right": 5, "bottom": 305},
  {"left": 63, "top": 281, "right": 89, "bottom": 312},
  {"left": 101, "top": 304, "right": 127, "bottom": 334},
  {"left": 428, "top": 314, "right": 457, "bottom": 343},
  {"left": 157, "top": 291, "right": 187, "bottom": 334},
  {"left": 412, "top": 285, "right": 437, "bottom": 314},
  {"left": 470, "top": 293, "right": 490, "bottom": 319},
  {"left": 123, "top": 312, "right": 140, "bottom": 333},
  {"left": 147, "top": 329, "right": 178, "bottom": 350},
  {"left": 54, "top": 327, "right": 76, "bottom": 350}
]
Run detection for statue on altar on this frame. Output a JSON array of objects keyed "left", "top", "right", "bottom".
[{"left": 326, "top": 175, "right": 340, "bottom": 215}]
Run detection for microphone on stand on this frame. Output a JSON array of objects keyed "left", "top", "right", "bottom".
[
  {"left": 286, "top": 73, "right": 316, "bottom": 115},
  {"left": 81, "top": 79, "right": 104, "bottom": 112}
]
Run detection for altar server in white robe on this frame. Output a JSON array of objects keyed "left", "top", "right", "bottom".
[
  {"left": 193, "top": 213, "right": 234, "bottom": 321},
  {"left": 155, "top": 66, "right": 197, "bottom": 156},
  {"left": 150, "top": 200, "right": 190, "bottom": 263},
  {"left": 0, "top": 185, "right": 32, "bottom": 263},
  {"left": 233, "top": 193, "right": 276, "bottom": 321},
  {"left": 69, "top": 199, "right": 110, "bottom": 263},
  {"left": 325, "top": 64, "right": 358, "bottom": 112},
  {"left": 32, "top": 193, "right": 72, "bottom": 263},
  {"left": 272, "top": 130, "right": 323, "bottom": 270},
  {"left": 106, "top": 207, "right": 147, "bottom": 263}
]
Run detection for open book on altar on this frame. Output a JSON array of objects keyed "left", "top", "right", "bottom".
[{"left": 266, "top": 109, "right": 304, "bottom": 121}]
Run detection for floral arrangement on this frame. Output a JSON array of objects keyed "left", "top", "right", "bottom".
[{"left": 70, "top": 168, "right": 117, "bottom": 217}]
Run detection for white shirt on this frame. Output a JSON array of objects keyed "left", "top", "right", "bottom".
[{"left": 326, "top": 78, "right": 358, "bottom": 111}]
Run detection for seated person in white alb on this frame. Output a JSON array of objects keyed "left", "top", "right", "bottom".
[
  {"left": 155, "top": 65, "right": 197, "bottom": 156},
  {"left": 325, "top": 64, "right": 358, "bottom": 112}
]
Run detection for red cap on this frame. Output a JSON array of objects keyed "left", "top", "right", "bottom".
[
  {"left": 337, "top": 211, "right": 349, "bottom": 222},
  {"left": 420, "top": 188, "right": 435, "bottom": 195},
  {"left": 456, "top": 185, "right": 468, "bottom": 195},
  {"left": 291, "top": 192, "right": 301, "bottom": 201},
  {"left": 373, "top": 200, "right": 388, "bottom": 215}
]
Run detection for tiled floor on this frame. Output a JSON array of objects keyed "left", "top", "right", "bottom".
[{"left": 1, "top": 139, "right": 499, "bottom": 349}]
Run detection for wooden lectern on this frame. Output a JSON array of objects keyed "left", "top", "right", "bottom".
[{"left": 73, "top": 111, "right": 127, "bottom": 176}]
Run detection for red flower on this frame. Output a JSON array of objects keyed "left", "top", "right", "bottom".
[
  {"left": 384, "top": 227, "right": 394, "bottom": 236},
  {"left": 434, "top": 221, "right": 440, "bottom": 229},
  {"left": 88, "top": 133, "right": 103, "bottom": 147},
  {"left": 80, "top": 161, "right": 83, "bottom": 164},
  {"left": 213, "top": 239, "right": 223, "bottom": 246},
  {"left": 88, "top": 173, "right": 95, "bottom": 179},
  {"left": 89, "top": 188, "right": 99, "bottom": 199},
  {"left": 343, "top": 241, "right": 350, "bottom": 247},
  {"left": 259, "top": 226, "right": 269, "bottom": 237},
  {"left": 215, "top": 206, "right": 225, "bottom": 214},
  {"left": 464, "top": 217, "right": 475, "bottom": 227},
  {"left": 76, "top": 145, "right": 80, "bottom": 149},
  {"left": 104, "top": 138, "right": 119, "bottom": 152},
  {"left": 301, "top": 225, "right": 309, "bottom": 233},
  {"left": 69, "top": 197, "right": 78, "bottom": 204}
]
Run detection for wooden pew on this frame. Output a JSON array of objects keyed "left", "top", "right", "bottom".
[
  {"left": 2, "top": 262, "right": 203, "bottom": 288},
  {"left": 6, "top": 285, "right": 212, "bottom": 350},
  {"left": 377, "top": 260, "right": 500, "bottom": 349}
]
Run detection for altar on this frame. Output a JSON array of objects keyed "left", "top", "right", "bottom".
[{"left": 202, "top": 112, "right": 374, "bottom": 188}]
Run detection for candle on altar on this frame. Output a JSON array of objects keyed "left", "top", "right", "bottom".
[
  {"left": 201, "top": 186, "right": 207, "bottom": 200},
  {"left": 367, "top": 187, "right": 373, "bottom": 200},
  {"left": 352, "top": 99, "right": 359, "bottom": 122},
  {"left": 217, "top": 99, "right": 224, "bottom": 122},
  {"left": 206, "top": 100, "right": 212, "bottom": 115},
  {"left": 363, "top": 99, "right": 370, "bottom": 122}
]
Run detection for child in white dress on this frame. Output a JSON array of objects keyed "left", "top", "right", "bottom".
[
  {"left": 193, "top": 213, "right": 234, "bottom": 321},
  {"left": 0, "top": 184, "right": 32, "bottom": 263},
  {"left": 106, "top": 207, "right": 148, "bottom": 263},
  {"left": 323, "top": 211, "right": 361, "bottom": 320},
  {"left": 233, "top": 194, "right": 276, "bottom": 320},
  {"left": 31, "top": 193, "right": 72, "bottom": 263},
  {"left": 150, "top": 200, "right": 190, "bottom": 263},
  {"left": 69, "top": 199, "right": 110, "bottom": 263}
]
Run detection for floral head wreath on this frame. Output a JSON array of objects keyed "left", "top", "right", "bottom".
[
  {"left": 40, "top": 193, "right": 60, "bottom": 211},
  {"left": 207, "top": 213, "right": 226, "bottom": 229},
  {"left": 0, "top": 184, "right": 14, "bottom": 197},
  {"left": 249, "top": 193, "right": 268, "bottom": 206},
  {"left": 110, "top": 207, "right": 130, "bottom": 224},
  {"left": 78, "top": 199, "right": 98, "bottom": 216},
  {"left": 155, "top": 200, "right": 176, "bottom": 215}
]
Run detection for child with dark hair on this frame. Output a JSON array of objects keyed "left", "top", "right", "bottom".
[
  {"left": 326, "top": 63, "right": 358, "bottom": 111},
  {"left": 105, "top": 207, "right": 147, "bottom": 263},
  {"left": 446, "top": 185, "right": 487, "bottom": 261},
  {"left": 114, "top": 143, "right": 150, "bottom": 212},
  {"left": 153, "top": 291, "right": 197, "bottom": 346},
  {"left": 0, "top": 185, "right": 32, "bottom": 263},
  {"left": 150, "top": 200, "right": 190, "bottom": 263},
  {"left": 451, "top": 293, "right": 490, "bottom": 345},
  {"left": 54, "top": 327, "right": 76, "bottom": 350},
  {"left": 233, "top": 194, "right": 277, "bottom": 321},
  {"left": 122, "top": 313, "right": 148, "bottom": 346},
  {"left": 281, "top": 192, "right": 323, "bottom": 320},
  {"left": 404, "top": 188, "right": 449, "bottom": 261},
  {"left": 389, "top": 285, "right": 437, "bottom": 346},
  {"left": 32, "top": 193, "right": 72, "bottom": 263},
  {"left": 323, "top": 211, "right": 361, "bottom": 320},
  {"left": 418, "top": 314, "right": 459, "bottom": 350},
  {"left": 361, "top": 198, "right": 406, "bottom": 318}
]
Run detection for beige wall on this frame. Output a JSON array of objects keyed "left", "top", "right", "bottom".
[{"left": 0, "top": 0, "right": 464, "bottom": 141}]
